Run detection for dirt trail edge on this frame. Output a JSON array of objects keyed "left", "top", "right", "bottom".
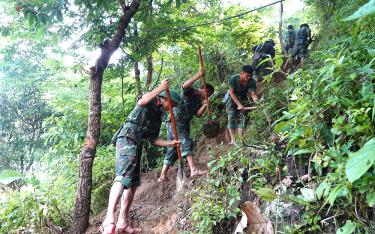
[{"left": 85, "top": 129, "right": 230, "bottom": 234}]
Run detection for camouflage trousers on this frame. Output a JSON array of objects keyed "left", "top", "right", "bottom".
[
  {"left": 164, "top": 121, "right": 194, "bottom": 166},
  {"left": 114, "top": 135, "right": 142, "bottom": 188}
]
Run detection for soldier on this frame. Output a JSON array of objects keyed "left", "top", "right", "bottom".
[
  {"left": 100, "top": 79, "right": 181, "bottom": 234},
  {"left": 293, "top": 23, "right": 312, "bottom": 67},
  {"left": 158, "top": 69, "right": 214, "bottom": 182},
  {"left": 225, "top": 65, "right": 258, "bottom": 145},
  {"left": 283, "top": 25, "right": 296, "bottom": 70},
  {"left": 252, "top": 39, "right": 276, "bottom": 81}
]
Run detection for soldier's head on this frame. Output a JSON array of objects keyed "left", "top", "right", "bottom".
[
  {"left": 287, "top": 25, "right": 294, "bottom": 31},
  {"left": 240, "top": 65, "right": 253, "bottom": 81},
  {"left": 157, "top": 90, "right": 181, "bottom": 110},
  {"left": 198, "top": 83, "right": 215, "bottom": 99},
  {"left": 300, "top": 23, "right": 309, "bottom": 29},
  {"left": 265, "top": 39, "right": 275, "bottom": 47}
]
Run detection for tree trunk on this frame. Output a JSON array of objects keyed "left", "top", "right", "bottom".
[
  {"left": 144, "top": 54, "right": 153, "bottom": 91},
  {"left": 134, "top": 61, "right": 142, "bottom": 97},
  {"left": 278, "top": 1, "right": 284, "bottom": 54},
  {"left": 71, "top": 1, "right": 140, "bottom": 233}
]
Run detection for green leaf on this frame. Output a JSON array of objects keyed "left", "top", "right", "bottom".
[
  {"left": 367, "top": 48, "right": 375, "bottom": 57},
  {"left": 35, "top": 25, "right": 46, "bottom": 40},
  {"left": 344, "top": 0, "right": 375, "bottom": 21},
  {"left": 0, "top": 170, "right": 24, "bottom": 185},
  {"left": 293, "top": 148, "right": 314, "bottom": 156},
  {"left": 316, "top": 181, "right": 331, "bottom": 199},
  {"left": 327, "top": 184, "right": 348, "bottom": 205},
  {"left": 366, "top": 192, "right": 375, "bottom": 207},
  {"left": 254, "top": 187, "right": 277, "bottom": 202},
  {"left": 274, "top": 121, "right": 288, "bottom": 133},
  {"left": 27, "top": 12, "right": 36, "bottom": 27},
  {"left": 336, "top": 220, "right": 356, "bottom": 234},
  {"left": 345, "top": 138, "right": 375, "bottom": 183},
  {"left": 300, "top": 188, "right": 316, "bottom": 202}
]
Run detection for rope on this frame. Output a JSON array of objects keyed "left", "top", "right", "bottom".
[{"left": 145, "top": 0, "right": 284, "bottom": 33}]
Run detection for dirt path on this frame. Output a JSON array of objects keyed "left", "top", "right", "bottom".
[{"left": 85, "top": 130, "right": 230, "bottom": 234}]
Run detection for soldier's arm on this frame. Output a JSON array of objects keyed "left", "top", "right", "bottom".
[
  {"left": 153, "top": 138, "right": 179, "bottom": 147},
  {"left": 182, "top": 69, "right": 205, "bottom": 89},
  {"left": 195, "top": 100, "right": 209, "bottom": 117},
  {"left": 249, "top": 91, "right": 259, "bottom": 102},
  {"left": 138, "top": 79, "right": 169, "bottom": 107},
  {"left": 229, "top": 87, "right": 244, "bottom": 111}
]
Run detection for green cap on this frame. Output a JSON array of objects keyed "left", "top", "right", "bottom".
[{"left": 158, "top": 90, "right": 181, "bottom": 105}]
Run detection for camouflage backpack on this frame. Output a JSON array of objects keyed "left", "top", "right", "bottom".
[{"left": 296, "top": 26, "right": 309, "bottom": 46}]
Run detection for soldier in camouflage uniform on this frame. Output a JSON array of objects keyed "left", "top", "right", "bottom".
[
  {"left": 283, "top": 25, "right": 296, "bottom": 56},
  {"left": 293, "top": 23, "right": 312, "bottom": 67},
  {"left": 283, "top": 25, "right": 296, "bottom": 70},
  {"left": 158, "top": 69, "right": 214, "bottom": 182},
  {"left": 226, "top": 65, "right": 258, "bottom": 145},
  {"left": 101, "top": 79, "right": 181, "bottom": 234},
  {"left": 252, "top": 39, "right": 276, "bottom": 81}
]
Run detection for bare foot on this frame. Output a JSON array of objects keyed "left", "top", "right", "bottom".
[
  {"left": 99, "top": 222, "right": 115, "bottom": 234},
  {"left": 157, "top": 176, "right": 169, "bottom": 182},
  {"left": 228, "top": 141, "right": 237, "bottom": 146},
  {"left": 190, "top": 169, "right": 207, "bottom": 178},
  {"left": 115, "top": 224, "right": 142, "bottom": 234}
]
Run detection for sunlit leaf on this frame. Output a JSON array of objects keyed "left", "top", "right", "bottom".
[
  {"left": 293, "top": 148, "right": 314, "bottom": 156},
  {"left": 0, "top": 170, "right": 24, "bottom": 185},
  {"left": 316, "top": 181, "right": 331, "bottom": 199},
  {"left": 344, "top": 0, "right": 375, "bottom": 21},
  {"left": 300, "top": 188, "right": 316, "bottom": 202},
  {"left": 328, "top": 185, "right": 348, "bottom": 205},
  {"left": 367, "top": 192, "right": 375, "bottom": 207},
  {"left": 274, "top": 121, "right": 288, "bottom": 133},
  {"left": 345, "top": 138, "right": 375, "bottom": 183},
  {"left": 336, "top": 220, "right": 356, "bottom": 234},
  {"left": 254, "top": 187, "right": 277, "bottom": 202}
]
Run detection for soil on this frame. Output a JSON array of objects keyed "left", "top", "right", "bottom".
[{"left": 85, "top": 129, "right": 230, "bottom": 234}]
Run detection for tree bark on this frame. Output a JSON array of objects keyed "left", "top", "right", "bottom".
[
  {"left": 278, "top": 1, "right": 284, "bottom": 54},
  {"left": 134, "top": 61, "right": 142, "bottom": 97},
  {"left": 144, "top": 54, "right": 153, "bottom": 91},
  {"left": 71, "top": 1, "right": 140, "bottom": 233}
]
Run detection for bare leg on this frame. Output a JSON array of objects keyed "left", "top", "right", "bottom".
[
  {"left": 116, "top": 187, "right": 141, "bottom": 233},
  {"left": 228, "top": 128, "right": 236, "bottom": 145},
  {"left": 186, "top": 155, "right": 207, "bottom": 177},
  {"left": 158, "top": 164, "right": 170, "bottom": 182},
  {"left": 101, "top": 182, "right": 124, "bottom": 233}
]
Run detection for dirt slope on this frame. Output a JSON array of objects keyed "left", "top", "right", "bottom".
[{"left": 85, "top": 129, "right": 230, "bottom": 234}]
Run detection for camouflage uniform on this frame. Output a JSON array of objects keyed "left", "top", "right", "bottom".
[
  {"left": 293, "top": 26, "right": 311, "bottom": 59},
  {"left": 164, "top": 87, "right": 202, "bottom": 166},
  {"left": 226, "top": 74, "right": 256, "bottom": 129},
  {"left": 111, "top": 99, "right": 163, "bottom": 188},
  {"left": 252, "top": 41, "right": 275, "bottom": 79},
  {"left": 284, "top": 29, "right": 296, "bottom": 57}
]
